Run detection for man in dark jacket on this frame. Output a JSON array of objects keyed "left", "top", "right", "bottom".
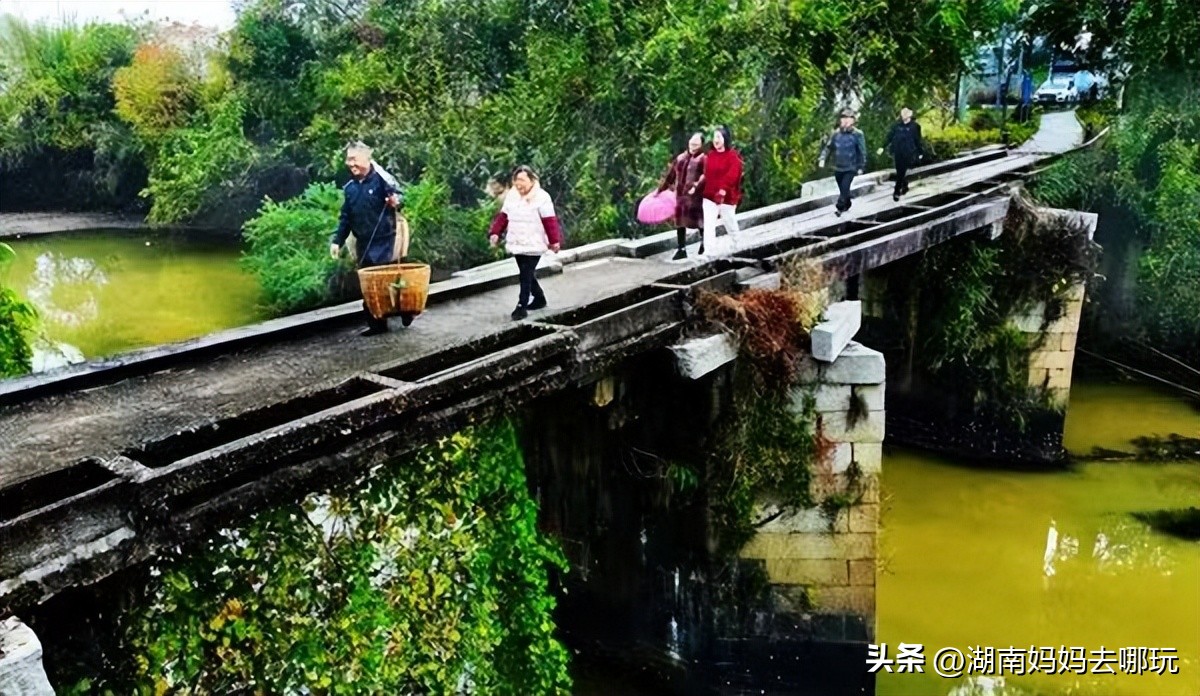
[
  {"left": 879, "top": 107, "right": 926, "bottom": 201},
  {"left": 330, "top": 141, "right": 401, "bottom": 335},
  {"left": 819, "top": 109, "right": 867, "bottom": 216}
]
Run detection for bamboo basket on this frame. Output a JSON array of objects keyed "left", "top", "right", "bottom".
[{"left": 357, "top": 263, "right": 431, "bottom": 320}]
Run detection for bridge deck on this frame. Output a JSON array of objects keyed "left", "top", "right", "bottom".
[{"left": 0, "top": 113, "right": 1082, "bottom": 490}]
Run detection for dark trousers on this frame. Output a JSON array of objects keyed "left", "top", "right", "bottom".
[
  {"left": 514, "top": 254, "right": 545, "bottom": 308},
  {"left": 894, "top": 158, "right": 912, "bottom": 197},
  {"left": 676, "top": 227, "right": 687, "bottom": 249},
  {"left": 835, "top": 170, "right": 856, "bottom": 212}
]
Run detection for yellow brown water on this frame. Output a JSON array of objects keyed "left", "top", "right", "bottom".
[
  {"left": 878, "top": 380, "right": 1200, "bottom": 695},
  {"left": 5, "top": 231, "right": 264, "bottom": 362}
]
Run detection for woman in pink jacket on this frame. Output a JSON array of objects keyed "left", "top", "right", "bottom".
[{"left": 488, "top": 165, "right": 563, "bottom": 320}]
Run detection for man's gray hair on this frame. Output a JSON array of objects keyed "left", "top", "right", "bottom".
[{"left": 346, "top": 140, "right": 372, "bottom": 157}]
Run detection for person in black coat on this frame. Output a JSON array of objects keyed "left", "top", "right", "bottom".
[
  {"left": 879, "top": 108, "right": 927, "bottom": 201},
  {"left": 330, "top": 141, "right": 401, "bottom": 335}
]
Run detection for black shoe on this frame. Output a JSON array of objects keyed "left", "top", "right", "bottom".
[
  {"left": 361, "top": 324, "right": 388, "bottom": 336},
  {"left": 835, "top": 209, "right": 843, "bottom": 217},
  {"left": 400, "top": 314, "right": 415, "bottom": 327},
  {"left": 511, "top": 307, "right": 528, "bottom": 321},
  {"left": 698, "top": 243, "right": 705, "bottom": 255},
  {"left": 527, "top": 297, "right": 547, "bottom": 310},
  {"left": 671, "top": 248, "right": 687, "bottom": 261},
  {"left": 893, "top": 193, "right": 901, "bottom": 202}
]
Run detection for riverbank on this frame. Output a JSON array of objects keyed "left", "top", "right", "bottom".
[{"left": 0, "top": 212, "right": 150, "bottom": 239}]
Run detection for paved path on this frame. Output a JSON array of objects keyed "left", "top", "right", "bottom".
[
  {"left": 1015, "top": 110, "right": 1083, "bottom": 155},
  {"left": 0, "top": 116, "right": 1085, "bottom": 488}
]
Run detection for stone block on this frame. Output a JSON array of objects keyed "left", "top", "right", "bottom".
[
  {"left": 1047, "top": 366, "right": 1073, "bottom": 391},
  {"left": 811, "top": 301, "right": 862, "bottom": 362},
  {"left": 1047, "top": 309, "right": 1081, "bottom": 334},
  {"left": 828, "top": 442, "right": 854, "bottom": 474},
  {"left": 1060, "top": 331, "right": 1078, "bottom": 352},
  {"left": 852, "top": 384, "right": 885, "bottom": 411},
  {"left": 0, "top": 618, "right": 54, "bottom": 696},
  {"left": 1049, "top": 386, "right": 1071, "bottom": 406},
  {"left": 670, "top": 333, "right": 739, "bottom": 380},
  {"left": 814, "top": 342, "right": 885, "bottom": 385},
  {"left": 1030, "top": 350, "right": 1075, "bottom": 370},
  {"left": 820, "top": 409, "right": 885, "bottom": 444},
  {"left": 764, "top": 559, "right": 850, "bottom": 586},
  {"left": 754, "top": 506, "right": 834, "bottom": 534},
  {"left": 811, "top": 384, "right": 852, "bottom": 413},
  {"left": 1028, "top": 367, "right": 1049, "bottom": 388},
  {"left": 849, "top": 504, "right": 879, "bottom": 533},
  {"left": 811, "top": 586, "right": 875, "bottom": 615},
  {"left": 811, "top": 473, "right": 880, "bottom": 503},
  {"left": 740, "top": 532, "right": 875, "bottom": 561},
  {"left": 1062, "top": 283, "right": 1087, "bottom": 302},
  {"left": 849, "top": 559, "right": 876, "bottom": 587},
  {"left": 852, "top": 443, "right": 883, "bottom": 474}
]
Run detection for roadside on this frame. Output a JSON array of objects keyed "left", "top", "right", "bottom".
[{"left": 0, "top": 212, "right": 147, "bottom": 239}]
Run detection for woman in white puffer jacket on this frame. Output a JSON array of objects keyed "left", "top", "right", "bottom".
[{"left": 487, "top": 165, "right": 563, "bottom": 320}]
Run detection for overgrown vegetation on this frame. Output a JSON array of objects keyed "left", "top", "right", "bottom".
[
  {"left": 0, "top": 243, "right": 38, "bottom": 378},
  {"left": 884, "top": 193, "right": 1099, "bottom": 431},
  {"left": 922, "top": 105, "right": 1041, "bottom": 160},
  {"left": 1, "top": 2, "right": 1024, "bottom": 229},
  {"left": 695, "top": 262, "right": 833, "bottom": 550},
  {"left": 72, "top": 420, "right": 571, "bottom": 694},
  {"left": 1024, "top": 0, "right": 1200, "bottom": 363},
  {"left": 240, "top": 181, "right": 347, "bottom": 313}
]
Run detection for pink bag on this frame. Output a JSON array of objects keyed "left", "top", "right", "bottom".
[{"left": 637, "top": 189, "right": 676, "bottom": 225}]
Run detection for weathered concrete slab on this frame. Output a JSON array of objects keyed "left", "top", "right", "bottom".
[
  {"left": 0, "top": 618, "right": 54, "bottom": 696},
  {"left": 799, "top": 342, "right": 885, "bottom": 385},
  {"left": 670, "top": 333, "right": 739, "bottom": 379},
  {"left": 812, "top": 301, "right": 862, "bottom": 362}
]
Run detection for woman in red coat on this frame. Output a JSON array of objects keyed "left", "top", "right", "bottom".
[{"left": 700, "top": 125, "right": 743, "bottom": 255}]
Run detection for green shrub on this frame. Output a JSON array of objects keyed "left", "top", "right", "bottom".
[
  {"left": 121, "top": 420, "right": 572, "bottom": 695},
  {"left": 241, "top": 181, "right": 345, "bottom": 314},
  {"left": 144, "top": 96, "right": 257, "bottom": 225},
  {"left": 403, "top": 173, "right": 495, "bottom": 271},
  {"left": 0, "top": 243, "right": 38, "bottom": 378}
]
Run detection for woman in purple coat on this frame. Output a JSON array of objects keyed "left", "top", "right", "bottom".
[{"left": 657, "top": 132, "right": 706, "bottom": 260}]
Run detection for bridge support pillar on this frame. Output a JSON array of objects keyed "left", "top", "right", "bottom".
[
  {"left": 0, "top": 617, "right": 54, "bottom": 696},
  {"left": 1013, "top": 282, "right": 1086, "bottom": 408},
  {"left": 740, "top": 342, "right": 885, "bottom": 644}
]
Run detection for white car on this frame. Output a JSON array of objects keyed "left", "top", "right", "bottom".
[{"left": 1036, "top": 79, "right": 1078, "bottom": 103}]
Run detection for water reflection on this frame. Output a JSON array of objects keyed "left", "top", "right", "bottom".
[
  {"left": 6, "top": 231, "right": 264, "bottom": 365},
  {"left": 24, "top": 251, "right": 109, "bottom": 327},
  {"left": 878, "top": 380, "right": 1200, "bottom": 696}
]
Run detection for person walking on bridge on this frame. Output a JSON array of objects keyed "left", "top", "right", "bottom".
[
  {"left": 488, "top": 165, "right": 563, "bottom": 320},
  {"left": 819, "top": 109, "right": 867, "bottom": 216},
  {"left": 878, "top": 107, "right": 926, "bottom": 202},
  {"left": 330, "top": 141, "right": 401, "bottom": 336},
  {"left": 657, "top": 131, "right": 706, "bottom": 261},
  {"left": 701, "top": 125, "right": 744, "bottom": 254}
]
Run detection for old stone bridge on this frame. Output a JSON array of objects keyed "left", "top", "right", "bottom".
[{"left": 0, "top": 112, "right": 1097, "bottom": 692}]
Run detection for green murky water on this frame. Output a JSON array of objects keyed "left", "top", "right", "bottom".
[
  {"left": 5, "top": 231, "right": 264, "bottom": 365},
  {"left": 878, "top": 381, "right": 1200, "bottom": 696}
]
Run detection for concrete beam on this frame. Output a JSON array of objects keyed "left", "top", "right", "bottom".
[
  {"left": 0, "top": 618, "right": 54, "bottom": 696},
  {"left": 811, "top": 301, "right": 862, "bottom": 362},
  {"left": 670, "top": 333, "right": 739, "bottom": 379},
  {"left": 799, "top": 342, "right": 885, "bottom": 385}
]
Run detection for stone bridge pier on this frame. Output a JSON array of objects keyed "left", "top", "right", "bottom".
[{"left": 740, "top": 339, "right": 885, "bottom": 647}]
